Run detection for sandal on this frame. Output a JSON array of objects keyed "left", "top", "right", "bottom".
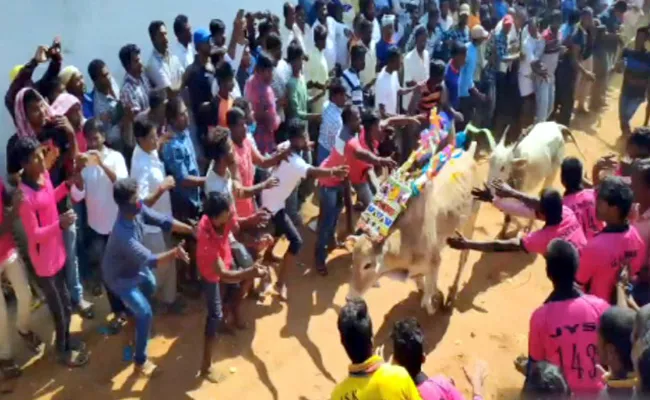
[
  {"left": 57, "top": 349, "right": 89, "bottom": 368},
  {"left": 18, "top": 330, "right": 44, "bottom": 354},
  {"left": 68, "top": 338, "right": 87, "bottom": 353},
  {"left": 134, "top": 360, "right": 161, "bottom": 378},
  {"left": 0, "top": 359, "right": 21, "bottom": 379},
  {"left": 75, "top": 300, "right": 95, "bottom": 320}
]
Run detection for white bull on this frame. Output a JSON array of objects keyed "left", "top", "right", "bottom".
[
  {"left": 346, "top": 142, "right": 480, "bottom": 315},
  {"left": 486, "top": 121, "right": 586, "bottom": 236}
]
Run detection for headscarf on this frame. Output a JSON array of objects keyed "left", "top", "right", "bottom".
[
  {"left": 51, "top": 93, "right": 80, "bottom": 116},
  {"left": 14, "top": 87, "right": 52, "bottom": 138},
  {"left": 59, "top": 65, "right": 82, "bottom": 87}
]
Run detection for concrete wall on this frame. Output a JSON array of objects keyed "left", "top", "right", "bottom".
[{"left": 0, "top": 0, "right": 284, "bottom": 173}]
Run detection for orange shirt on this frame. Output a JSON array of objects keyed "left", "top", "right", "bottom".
[
  {"left": 218, "top": 96, "right": 234, "bottom": 127},
  {"left": 468, "top": 14, "right": 481, "bottom": 29}
]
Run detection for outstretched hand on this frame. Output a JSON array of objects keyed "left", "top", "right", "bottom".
[
  {"left": 447, "top": 230, "right": 469, "bottom": 250},
  {"left": 489, "top": 179, "right": 514, "bottom": 199},
  {"left": 471, "top": 183, "right": 493, "bottom": 203}
]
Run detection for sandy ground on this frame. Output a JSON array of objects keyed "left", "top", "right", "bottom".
[{"left": 1, "top": 78, "right": 640, "bottom": 400}]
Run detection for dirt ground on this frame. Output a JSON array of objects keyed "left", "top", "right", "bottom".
[{"left": 2, "top": 78, "right": 639, "bottom": 400}]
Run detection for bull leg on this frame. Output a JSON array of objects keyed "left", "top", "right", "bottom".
[
  {"left": 415, "top": 275, "right": 425, "bottom": 294},
  {"left": 421, "top": 256, "right": 442, "bottom": 316},
  {"left": 498, "top": 213, "right": 512, "bottom": 239},
  {"left": 446, "top": 201, "right": 480, "bottom": 309}
]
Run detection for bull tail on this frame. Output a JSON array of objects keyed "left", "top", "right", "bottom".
[
  {"left": 558, "top": 124, "right": 587, "bottom": 162},
  {"left": 465, "top": 123, "right": 496, "bottom": 151}
]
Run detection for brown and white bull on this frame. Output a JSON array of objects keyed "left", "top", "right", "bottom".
[{"left": 346, "top": 142, "right": 481, "bottom": 315}]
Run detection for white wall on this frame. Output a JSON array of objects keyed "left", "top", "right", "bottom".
[{"left": 0, "top": 0, "right": 284, "bottom": 173}]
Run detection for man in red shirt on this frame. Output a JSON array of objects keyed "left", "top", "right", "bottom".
[
  {"left": 316, "top": 107, "right": 395, "bottom": 275},
  {"left": 196, "top": 192, "right": 267, "bottom": 383}
]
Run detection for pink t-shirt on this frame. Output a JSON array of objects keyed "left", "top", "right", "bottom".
[
  {"left": 19, "top": 171, "right": 69, "bottom": 277},
  {"left": 563, "top": 189, "right": 604, "bottom": 240},
  {"left": 521, "top": 207, "right": 587, "bottom": 254},
  {"left": 0, "top": 180, "right": 17, "bottom": 264},
  {"left": 528, "top": 295, "right": 610, "bottom": 394},
  {"left": 576, "top": 226, "right": 647, "bottom": 302},
  {"left": 232, "top": 138, "right": 256, "bottom": 218},
  {"left": 418, "top": 376, "right": 466, "bottom": 400}
]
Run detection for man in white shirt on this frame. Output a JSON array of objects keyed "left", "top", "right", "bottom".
[
  {"left": 518, "top": 18, "right": 545, "bottom": 127},
  {"left": 375, "top": 47, "right": 420, "bottom": 117},
  {"left": 280, "top": 3, "right": 305, "bottom": 57},
  {"left": 130, "top": 119, "right": 183, "bottom": 313},
  {"left": 305, "top": 25, "right": 331, "bottom": 114},
  {"left": 312, "top": 1, "right": 338, "bottom": 71},
  {"left": 70, "top": 119, "right": 128, "bottom": 298},
  {"left": 357, "top": 17, "right": 378, "bottom": 89},
  {"left": 260, "top": 120, "right": 348, "bottom": 300},
  {"left": 146, "top": 20, "right": 185, "bottom": 99},
  {"left": 172, "top": 14, "right": 195, "bottom": 69},
  {"left": 402, "top": 26, "right": 431, "bottom": 111}
]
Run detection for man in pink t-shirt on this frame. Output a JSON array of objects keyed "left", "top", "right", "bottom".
[
  {"left": 449, "top": 187, "right": 587, "bottom": 254},
  {"left": 561, "top": 157, "right": 604, "bottom": 239},
  {"left": 577, "top": 176, "right": 646, "bottom": 303},
  {"left": 528, "top": 239, "right": 610, "bottom": 395}
]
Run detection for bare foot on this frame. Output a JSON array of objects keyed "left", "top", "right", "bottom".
[{"left": 201, "top": 367, "right": 227, "bottom": 383}]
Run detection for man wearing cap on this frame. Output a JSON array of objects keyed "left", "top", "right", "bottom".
[
  {"left": 440, "top": 3, "right": 471, "bottom": 61},
  {"left": 184, "top": 28, "right": 215, "bottom": 141},
  {"left": 376, "top": 14, "right": 397, "bottom": 69},
  {"left": 458, "top": 25, "right": 489, "bottom": 129}
]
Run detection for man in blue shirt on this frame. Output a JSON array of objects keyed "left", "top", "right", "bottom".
[
  {"left": 161, "top": 97, "right": 205, "bottom": 221},
  {"left": 445, "top": 41, "right": 467, "bottom": 114},
  {"left": 102, "top": 178, "right": 194, "bottom": 377},
  {"left": 459, "top": 25, "right": 489, "bottom": 129},
  {"left": 494, "top": 0, "right": 509, "bottom": 20}
]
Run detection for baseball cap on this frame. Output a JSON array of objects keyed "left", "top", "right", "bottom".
[
  {"left": 459, "top": 4, "right": 471, "bottom": 16},
  {"left": 193, "top": 28, "right": 211, "bottom": 45},
  {"left": 471, "top": 25, "right": 489, "bottom": 39}
]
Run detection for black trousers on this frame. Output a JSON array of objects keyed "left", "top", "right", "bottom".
[{"left": 36, "top": 268, "right": 71, "bottom": 353}]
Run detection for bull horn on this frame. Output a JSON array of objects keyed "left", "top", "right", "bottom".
[
  {"left": 498, "top": 125, "right": 510, "bottom": 147},
  {"left": 466, "top": 123, "right": 496, "bottom": 152}
]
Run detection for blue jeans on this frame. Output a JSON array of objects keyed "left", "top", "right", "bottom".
[
  {"left": 63, "top": 224, "right": 83, "bottom": 305},
  {"left": 315, "top": 185, "right": 345, "bottom": 265},
  {"left": 619, "top": 93, "right": 645, "bottom": 127},
  {"left": 203, "top": 281, "right": 224, "bottom": 338},
  {"left": 317, "top": 144, "right": 331, "bottom": 165},
  {"left": 115, "top": 270, "right": 156, "bottom": 365}
]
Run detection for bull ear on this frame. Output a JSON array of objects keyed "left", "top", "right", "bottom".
[{"left": 511, "top": 158, "right": 528, "bottom": 169}]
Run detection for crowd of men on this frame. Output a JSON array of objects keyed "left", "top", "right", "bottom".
[{"left": 4, "top": 0, "right": 650, "bottom": 397}]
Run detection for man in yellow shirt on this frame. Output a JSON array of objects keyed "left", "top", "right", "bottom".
[{"left": 331, "top": 298, "right": 422, "bottom": 400}]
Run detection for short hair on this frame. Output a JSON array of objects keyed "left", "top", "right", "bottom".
[
  {"left": 148, "top": 20, "right": 166, "bottom": 41},
  {"left": 118, "top": 44, "right": 140, "bottom": 70},
  {"left": 83, "top": 118, "right": 104, "bottom": 138},
  {"left": 539, "top": 188, "right": 563, "bottom": 225},
  {"left": 233, "top": 97, "right": 251, "bottom": 114},
  {"left": 266, "top": 33, "right": 282, "bottom": 52},
  {"left": 204, "top": 191, "right": 232, "bottom": 218},
  {"left": 287, "top": 42, "right": 304, "bottom": 62},
  {"left": 209, "top": 19, "right": 226, "bottom": 36},
  {"left": 283, "top": 2, "right": 293, "bottom": 17},
  {"left": 350, "top": 44, "right": 367, "bottom": 61},
  {"left": 391, "top": 318, "right": 424, "bottom": 377},
  {"left": 599, "top": 306, "right": 635, "bottom": 372},
  {"left": 545, "top": 239, "right": 579, "bottom": 288},
  {"left": 113, "top": 178, "right": 139, "bottom": 207},
  {"left": 560, "top": 157, "right": 583, "bottom": 192},
  {"left": 215, "top": 60, "right": 235, "bottom": 82},
  {"left": 613, "top": 0, "right": 628, "bottom": 13},
  {"left": 337, "top": 298, "right": 373, "bottom": 364},
  {"left": 629, "top": 127, "right": 650, "bottom": 157},
  {"left": 430, "top": 59, "right": 446, "bottom": 79},
  {"left": 567, "top": 9, "right": 580, "bottom": 25},
  {"left": 286, "top": 119, "right": 306, "bottom": 140},
  {"left": 256, "top": 51, "right": 275, "bottom": 70},
  {"left": 597, "top": 176, "right": 634, "bottom": 219},
  {"left": 87, "top": 59, "right": 106, "bottom": 82},
  {"left": 149, "top": 90, "right": 166, "bottom": 110},
  {"left": 386, "top": 46, "right": 401, "bottom": 64},
  {"left": 203, "top": 126, "right": 231, "bottom": 161},
  {"left": 173, "top": 14, "right": 189, "bottom": 36},
  {"left": 361, "top": 110, "right": 380, "bottom": 131},
  {"left": 165, "top": 96, "right": 186, "bottom": 122},
  {"left": 342, "top": 105, "right": 359, "bottom": 125},
  {"left": 329, "top": 77, "right": 346, "bottom": 96},
  {"left": 258, "top": 19, "right": 274, "bottom": 37},
  {"left": 12, "top": 136, "right": 40, "bottom": 167},
  {"left": 313, "top": 24, "right": 328, "bottom": 42},
  {"left": 580, "top": 6, "right": 594, "bottom": 18},
  {"left": 413, "top": 25, "right": 428, "bottom": 40},
  {"left": 639, "top": 347, "right": 650, "bottom": 393},
  {"left": 134, "top": 119, "right": 155, "bottom": 140},
  {"left": 450, "top": 41, "right": 467, "bottom": 58},
  {"left": 522, "top": 361, "right": 570, "bottom": 398},
  {"left": 226, "top": 107, "right": 246, "bottom": 128},
  {"left": 634, "top": 158, "right": 650, "bottom": 189}
]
